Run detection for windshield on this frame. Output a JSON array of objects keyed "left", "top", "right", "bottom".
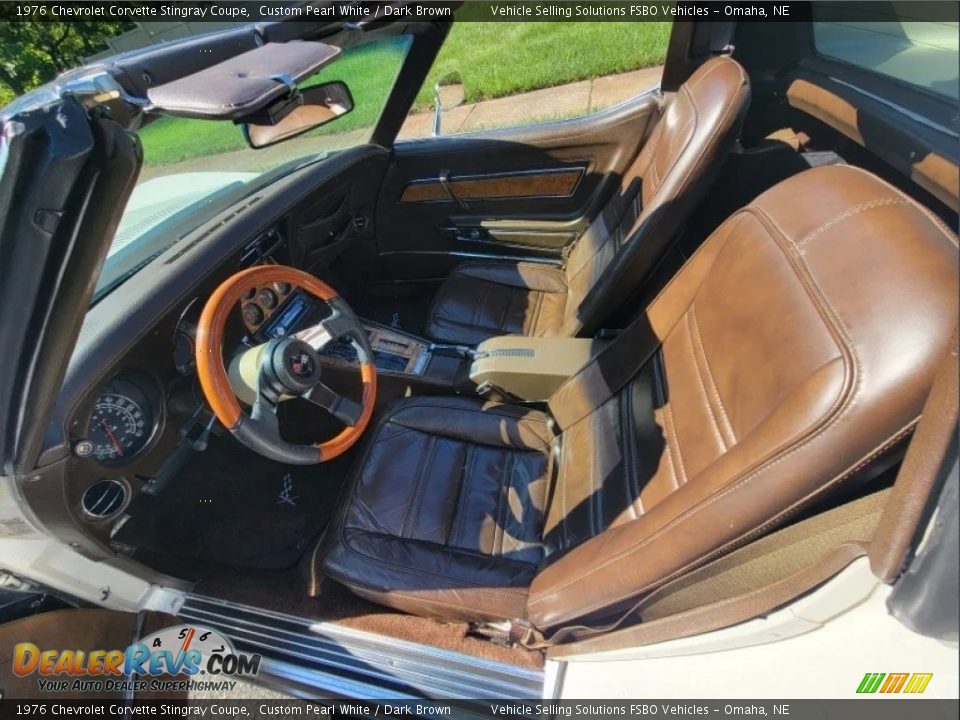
[{"left": 94, "top": 34, "right": 411, "bottom": 302}]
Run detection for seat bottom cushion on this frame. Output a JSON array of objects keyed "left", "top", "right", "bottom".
[
  {"left": 425, "top": 261, "right": 569, "bottom": 345},
  {"left": 322, "top": 396, "right": 553, "bottom": 622}
]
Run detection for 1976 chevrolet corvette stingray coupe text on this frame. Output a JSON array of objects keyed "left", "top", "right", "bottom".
[{"left": 0, "top": 8, "right": 958, "bottom": 700}]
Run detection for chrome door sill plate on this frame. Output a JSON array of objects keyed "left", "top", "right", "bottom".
[{"left": 177, "top": 594, "right": 544, "bottom": 700}]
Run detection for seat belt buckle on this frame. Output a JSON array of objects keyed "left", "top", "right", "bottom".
[{"left": 468, "top": 620, "right": 546, "bottom": 648}]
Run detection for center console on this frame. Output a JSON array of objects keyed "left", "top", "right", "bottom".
[
  {"left": 250, "top": 288, "right": 602, "bottom": 401},
  {"left": 317, "top": 321, "right": 467, "bottom": 388},
  {"left": 253, "top": 289, "right": 470, "bottom": 391}
]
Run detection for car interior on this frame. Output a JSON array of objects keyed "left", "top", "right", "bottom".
[{"left": 8, "top": 16, "right": 958, "bottom": 673}]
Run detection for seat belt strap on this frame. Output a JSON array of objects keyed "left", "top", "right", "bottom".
[{"left": 548, "top": 312, "right": 661, "bottom": 429}]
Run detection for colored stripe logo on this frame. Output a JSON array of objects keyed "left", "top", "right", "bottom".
[{"left": 857, "top": 672, "right": 933, "bottom": 694}]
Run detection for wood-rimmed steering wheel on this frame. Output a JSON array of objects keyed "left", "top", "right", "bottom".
[{"left": 195, "top": 265, "right": 376, "bottom": 464}]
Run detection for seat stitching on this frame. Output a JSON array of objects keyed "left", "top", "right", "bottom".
[
  {"left": 401, "top": 435, "right": 436, "bottom": 539},
  {"left": 689, "top": 301, "right": 737, "bottom": 445},
  {"left": 554, "top": 197, "right": 743, "bottom": 414},
  {"left": 688, "top": 57, "right": 739, "bottom": 92},
  {"left": 844, "top": 165, "right": 959, "bottom": 250},
  {"left": 565, "top": 235, "right": 616, "bottom": 293},
  {"left": 388, "top": 401, "right": 550, "bottom": 425},
  {"left": 529, "top": 289, "right": 545, "bottom": 335},
  {"left": 458, "top": 261, "right": 568, "bottom": 290},
  {"left": 370, "top": 589, "right": 526, "bottom": 615},
  {"left": 354, "top": 496, "right": 392, "bottom": 535},
  {"left": 661, "top": 450, "right": 676, "bottom": 497},
  {"left": 558, "top": 443, "right": 570, "bottom": 549},
  {"left": 647, "top": 85, "right": 697, "bottom": 200},
  {"left": 448, "top": 442, "right": 475, "bottom": 549},
  {"left": 471, "top": 281, "right": 489, "bottom": 330},
  {"left": 684, "top": 310, "right": 727, "bottom": 451},
  {"left": 794, "top": 198, "right": 909, "bottom": 251},
  {"left": 619, "top": 388, "right": 642, "bottom": 521},
  {"left": 590, "top": 410, "right": 603, "bottom": 538},
  {"left": 432, "top": 315, "right": 518, "bottom": 335},
  {"left": 497, "top": 286, "right": 517, "bottom": 333},
  {"left": 531, "top": 419, "right": 914, "bottom": 620},
  {"left": 335, "top": 541, "right": 533, "bottom": 596},
  {"left": 497, "top": 451, "right": 516, "bottom": 557},
  {"left": 387, "top": 412, "right": 551, "bottom": 453},
  {"left": 529, "top": 210, "right": 861, "bottom": 611},
  {"left": 663, "top": 404, "right": 687, "bottom": 487},
  {"left": 652, "top": 351, "right": 686, "bottom": 488},
  {"left": 638, "top": 79, "right": 747, "bottom": 235}
]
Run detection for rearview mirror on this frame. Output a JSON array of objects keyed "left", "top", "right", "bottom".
[
  {"left": 432, "top": 72, "right": 464, "bottom": 137},
  {"left": 242, "top": 81, "right": 354, "bottom": 149}
]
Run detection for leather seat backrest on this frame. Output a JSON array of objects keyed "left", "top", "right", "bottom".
[
  {"left": 529, "top": 164, "right": 959, "bottom": 630},
  {"left": 560, "top": 55, "right": 751, "bottom": 338}
]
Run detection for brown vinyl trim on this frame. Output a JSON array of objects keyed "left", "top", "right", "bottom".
[
  {"left": 399, "top": 167, "right": 585, "bottom": 203},
  {"left": 870, "top": 329, "right": 959, "bottom": 582},
  {"left": 546, "top": 543, "right": 868, "bottom": 658},
  {"left": 546, "top": 485, "right": 892, "bottom": 657},
  {"left": 785, "top": 76, "right": 960, "bottom": 211}
]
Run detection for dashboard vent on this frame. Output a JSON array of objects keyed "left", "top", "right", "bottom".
[{"left": 81, "top": 479, "right": 128, "bottom": 520}]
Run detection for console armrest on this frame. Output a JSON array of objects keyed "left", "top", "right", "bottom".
[{"left": 469, "top": 336, "right": 603, "bottom": 401}]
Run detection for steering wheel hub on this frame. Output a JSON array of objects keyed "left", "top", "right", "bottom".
[{"left": 263, "top": 338, "right": 322, "bottom": 397}]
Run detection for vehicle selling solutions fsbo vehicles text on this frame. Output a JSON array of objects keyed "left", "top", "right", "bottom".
[{"left": 489, "top": 3, "right": 713, "bottom": 18}]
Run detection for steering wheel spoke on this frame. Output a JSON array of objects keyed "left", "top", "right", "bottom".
[{"left": 305, "top": 382, "right": 364, "bottom": 427}]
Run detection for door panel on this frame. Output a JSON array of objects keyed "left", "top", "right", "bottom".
[{"left": 374, "top": 91, "right": 661, "bottom": 282}]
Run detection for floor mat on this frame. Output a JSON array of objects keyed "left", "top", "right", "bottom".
[{"left": 115, "top": 435, "right": 349, "bottom": 571}]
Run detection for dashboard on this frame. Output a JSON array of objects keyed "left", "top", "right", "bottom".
[{"left": 21, "top": 145, "right": 390, "bottom": 564}]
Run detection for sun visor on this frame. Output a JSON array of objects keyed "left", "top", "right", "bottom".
[{"left": 145, "top": 41, "right": 341, "bottom": 120}]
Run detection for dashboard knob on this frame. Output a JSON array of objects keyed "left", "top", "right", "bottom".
[{"left": 74, "top": 440, "right": 94, "bottom": 458}]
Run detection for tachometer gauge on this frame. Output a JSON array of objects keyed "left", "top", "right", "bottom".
[
  {"left": 87, "top": 392, "right": 151, "bottom": 465},
  {"left": 257, "top": 288, "right": 278, "bottom": 309},
  {"left": 242, "top": 303, "right": 264, "bottom": 327},
  {"left": 174, "top": 329, "right": 196, "bottom": 375}
]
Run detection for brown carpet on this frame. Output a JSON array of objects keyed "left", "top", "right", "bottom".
[{"left": 197, "top": 568, "right": 544, "bottom": 670}]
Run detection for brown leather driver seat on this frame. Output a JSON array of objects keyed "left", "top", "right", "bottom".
[
  {"left": 424, "top": 55, "right": 751, "bottom": 345},
  {"left": 322, "top": 165, "right": 959, "bottom": 633}
]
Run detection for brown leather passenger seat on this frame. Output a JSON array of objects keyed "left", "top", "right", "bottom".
[
  {"left": 322, "top": 164, "right": 959, "bottom": 633},
  {"left": 424, "top": 55, "right": 751, "bottom": 345}
]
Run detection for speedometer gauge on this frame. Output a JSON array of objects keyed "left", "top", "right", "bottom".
[{"left": 87, "top": 392, "right": 151, "bottom": 465}]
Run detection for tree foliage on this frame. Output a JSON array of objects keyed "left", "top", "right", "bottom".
[{"left": 0, "top": 21, "right": 134, "bottom": 105}]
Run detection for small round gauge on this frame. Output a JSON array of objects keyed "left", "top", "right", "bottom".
[
  {"left": 257, "top": 288, "right": 278, "bottom": 309},
  {"left": 242, "top": 288, "right": 257, "bottom": 300},
  {"left": 242, "top": 303, "right": 264, "bottom": 326},
  {"left": 173, "top": 330, "right": 196, "bottom": 375},
  {"left": 87, "top": 392, "right": 152, "bottom": 465},
  {"left": 274, "top": 282, "right": 291, "bottom": 295}
]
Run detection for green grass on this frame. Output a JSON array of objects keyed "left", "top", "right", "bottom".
[
  {"left": 414, "top": 22, "right": 670, "bottom": 110},
  {"left": 139, "top": 21, "right": 670, "bottom": 167}
]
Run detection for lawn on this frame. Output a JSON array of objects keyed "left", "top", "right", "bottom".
[
  {"left": 139, "top": 21, "right": 670, "bottom": 167},
  {"left": 414, "top": 21, "right": 670, "bottom": 109}
]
